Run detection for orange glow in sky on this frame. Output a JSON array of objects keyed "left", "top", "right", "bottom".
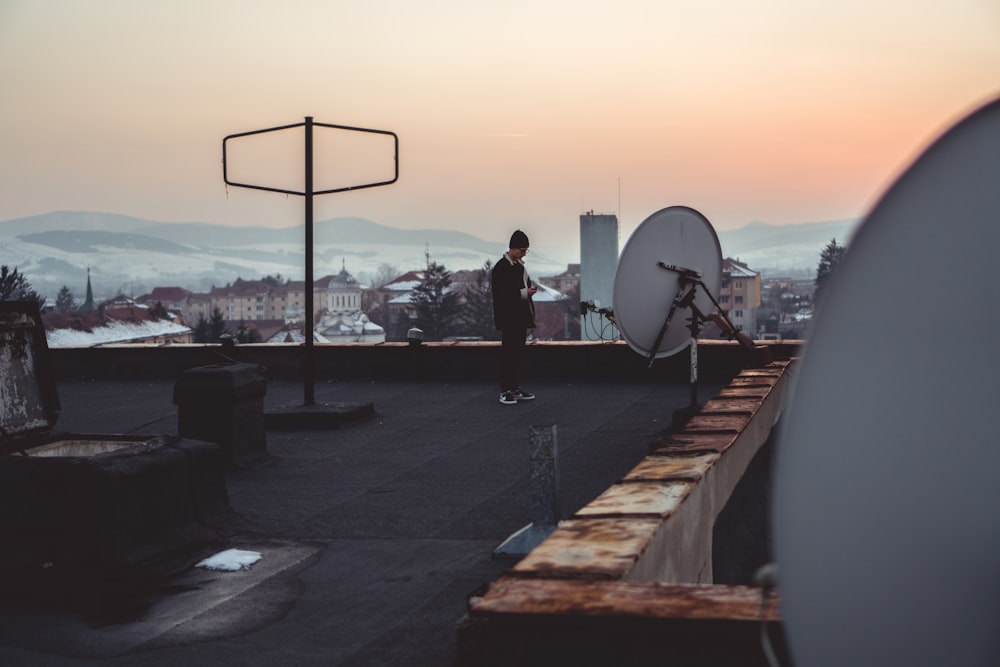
[{"left": 1, "top": 0, "right": 998, "bottom": 259}]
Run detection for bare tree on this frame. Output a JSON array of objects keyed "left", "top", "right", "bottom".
[{"left": 372, "top": 263, "right": 400, "bottom": 289}]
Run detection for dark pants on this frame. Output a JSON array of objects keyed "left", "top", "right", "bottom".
[{"left": 500, "top": 327, "right": 526, "bottom": 391}]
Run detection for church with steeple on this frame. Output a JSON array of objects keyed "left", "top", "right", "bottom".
[
  {"left": 77, "top": 267, "right": 96, "bottom": 312},
  {"left": 313, "top": 259, "right": 385, "bottom": 343}
]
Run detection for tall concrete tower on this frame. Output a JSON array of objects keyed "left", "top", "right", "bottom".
[{"left": 579, "top": 212, "right": 619, "bottom": 340}]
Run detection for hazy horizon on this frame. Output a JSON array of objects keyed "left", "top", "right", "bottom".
[
  {"left": 0, "top": 210, "right": 859, "bottom": 304},
  {"left": 2, "top": 1, "right": 998, "bottom": 260}
]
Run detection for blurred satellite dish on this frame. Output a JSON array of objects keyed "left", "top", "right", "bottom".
[
  {"left": 612, "top": 206, "right": 724, "bottom": 360},
  {"left": 773, "top": 96, "right": 1000, "bottom": 666}
]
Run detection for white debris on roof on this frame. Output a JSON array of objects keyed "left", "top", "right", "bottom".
[
  {"left": 384, "top": 279, "right": 422, "bottom": 291},
  {"left": 723, "top": 259, "right": 759, "bottom": 278},
  {"left": 195, "top": 548, "right": 263, "bottom": 572},
  {"left": 388, "top": 293, "right": 415, "bottom": 305}
]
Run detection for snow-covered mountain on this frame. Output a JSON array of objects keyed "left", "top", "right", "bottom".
[
  {"left": 0, "top": 211, "right": 861, "bottom": 301},
  {"left": 0, "top": 212, "right": 553, "bottom": 300}
]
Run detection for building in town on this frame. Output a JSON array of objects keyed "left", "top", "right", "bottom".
[
  {"left": 718, "top": 257, "right": 761, "bottom": 335},
  {"left": 579, "top": 212, "right": 618, "bottom": 340}
]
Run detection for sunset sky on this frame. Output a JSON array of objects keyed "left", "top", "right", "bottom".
[{"left": 2, "top": 0, "right": 999, "bottom": 258}]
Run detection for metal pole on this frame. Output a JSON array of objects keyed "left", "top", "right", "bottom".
[
  {"left": 492, "top": 425, "right": 560, "bottom": 558},
  {"left": 304, "top": 116, "right": 315, "bottom": 406},
  {"left": 688, "top": 315, "right": 699, "bottom": 408},
  {"left": 529, "top": 425, "right": 559, "bottom": 528}
]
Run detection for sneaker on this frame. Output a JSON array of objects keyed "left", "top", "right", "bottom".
[
  {"left": 499, "top": 391, "right": 518, "bottom": 405},
  {"left": 511, "top": 387, "right": 535, "bottom": 401}
]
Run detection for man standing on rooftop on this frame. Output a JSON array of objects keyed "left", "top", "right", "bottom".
[{"left": 491, "top": 230, "right": 537, "bottom": 405}]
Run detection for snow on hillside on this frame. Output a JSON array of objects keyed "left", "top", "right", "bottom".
[{"left": 1, "top": 211, "right": 862, "bottom": 301}]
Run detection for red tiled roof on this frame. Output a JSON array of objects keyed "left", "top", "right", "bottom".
[{"left": 148, "top": 286, "right": 192, "bottom": 302}]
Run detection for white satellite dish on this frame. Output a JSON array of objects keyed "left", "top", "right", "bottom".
[
  {"left": 773, "top": 96, "right": 1000, "bottom": 666},
  {"left": 612, "top": 206, "right": 724, "bottom": 361}
]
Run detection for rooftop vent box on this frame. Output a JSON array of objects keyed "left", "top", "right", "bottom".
[{"left": 0, "top": 301, "right": 230, "bottom": 588}]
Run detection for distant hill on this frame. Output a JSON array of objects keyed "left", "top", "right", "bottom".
[
  {"left": 18, "top": 230, "right": 199, "bottom": 255},
  {"left": 0, "top": 212, "right": 504, "bottom": 253},
  {"left": 0, "top": 211, "right": 537, "bottom": 300},
  {"left": 136, "top": 217, "right": 502, "bottom": 255},
  {"left": 715, "top": 218, "right": 860, "bottom": 277},
  {"left": 0, "top": 211, "right": 161, "bottom": 236},
  {"left": 0, "top": 210, "right": 862, "bottom": 301}
]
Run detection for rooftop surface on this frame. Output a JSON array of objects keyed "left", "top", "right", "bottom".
[{"left": 0, "top": 373, "right": 725, "bottom": 666}]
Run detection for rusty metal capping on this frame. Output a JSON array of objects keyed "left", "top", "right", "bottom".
[
  {"left": 728, "top": 375, "right": 780, "bottom": 385},
  {"left": 732, "top": 370, "right": 781, "bottom": 379},
  {"left": 510, "top": 518, "right": 663, "bottom": 581},
  {"left": 717, "top": 387, "right": 772, "bottom": 398},
  {"left": 735, "top": 370, "right": 783, "bottom": 378},
  {"left": 738, "top": 366, "right": 784, "bottom": 373},
  {"left": 699, "top": 396, "right": 760, "bottom": 412},
  {"left": 574, "top": 481, "right": 694, "bottom": 520},
  {"left": 649, "top": 432, "right": 736, "bottom": 454},
  {"left": 622, "top": 452, "right": 718, "bottom": 482},
  {"left": 725, "top": 383, "right": 775, "bottom": 391},
  {"left": 681, "top": 414, "right": 751, "bottom": 433},
  {"left": 729, "top": 376, "right": 778, "bottom": 385},
  {"left": 470, "top": 577, "right": 782, "bottom": 622},
  {"left": 730, "top": 376, "right": 781, "bottom": 385}
]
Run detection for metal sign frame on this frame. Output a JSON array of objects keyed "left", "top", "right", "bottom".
[
  {"left": 223, "top": 118, "right": 399, "bottom": 195},
  {"left": 222, "top": 116, "right": 399, "bottom": 405}
]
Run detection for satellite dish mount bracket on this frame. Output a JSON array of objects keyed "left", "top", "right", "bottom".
[
  {"left": 647, "top": 264, "right": 704, "bottom": 368},
  {"left": 650, "top": 262, "right": 764, "bottom": 410}
]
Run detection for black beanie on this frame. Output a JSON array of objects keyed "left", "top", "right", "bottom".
[{"left": 509, "top": 230, "right": 529, "bottom": 248}]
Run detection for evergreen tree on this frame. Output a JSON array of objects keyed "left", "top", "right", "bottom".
[
  {"left": 262, "top": 273, "right": 284, "bottom": 287},
  {"left": 0, "top": 265, "right": 44, "bottom": 305},
  {"left": 192, "top": 308, "right": 231, "bottom": 343},
  {"left": 234, "top": 322, "right": 262, "bottom": 343},
  {"left": 149, "top": 300, "right": 170, "bottom": 319},
  {"left": 460, "top": 260, "right": 499, "bottom": 340},
  {"left": 55, "top": 285, "right": 76, "bottom": 313},
  {"left": 208, "top": 307, "right": 228, "bottom": 342},
  {"left": 411, "top": 261, "right": 462, "bottom": 341},
  {"left": 192, "top": 314, "right": 211, "bottom": 343},
  {"left": 815, "top": 238, "right": 847, "bottom": 304}
]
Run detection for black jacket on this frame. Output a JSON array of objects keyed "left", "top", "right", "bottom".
[{"left": 491, "top": 255, "right": 535, "bottom": 330}]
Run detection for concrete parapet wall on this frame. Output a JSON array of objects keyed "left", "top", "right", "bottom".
[
  {"left": 457, "top": 360, "right": 794, "bottom": 665},
  {"left": 47, "top": 340, "right": 800, "bottom": 383}
]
